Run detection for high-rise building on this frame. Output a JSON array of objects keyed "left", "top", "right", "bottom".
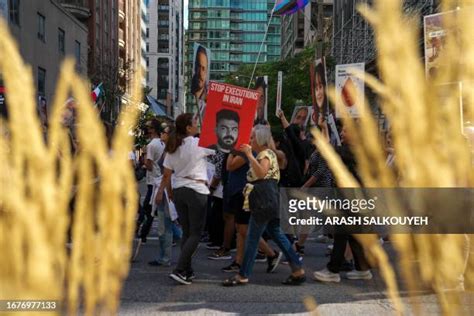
[
  {"left": 332, "top": 0, "right": 437, "bottom": 66},
  {"left": 281, "top": 0, "right": 333, "bottom": 59},
  {"left": 280, "top": 10, "right": 305, "bottom": 59},
  {"left": 4, "top": 0, "right": 88, "bottom": 105},
  {"left": 185, "top": 0, "right": 281, "bottom": 111},
  {"left": 146, "top": 0, "right": 184, "bottom": 117},
  {"left": 118, "top": 0, "right": 142, "bottom": 99}
]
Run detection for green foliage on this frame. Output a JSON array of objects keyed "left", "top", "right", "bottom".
[{"left": 224, "top": 45, "right": 317, "bottom": 130}]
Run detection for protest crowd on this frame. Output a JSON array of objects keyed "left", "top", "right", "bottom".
[{"left": 132, "top": 104, "right": 395, "bottom": 287}]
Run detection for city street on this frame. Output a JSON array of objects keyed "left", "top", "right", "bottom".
[
  {"left": 120, "top": 237, "right": 473, "bottom": 315},
  {"left": 118, "top": 183, "right": 474, "bottom": 316}
]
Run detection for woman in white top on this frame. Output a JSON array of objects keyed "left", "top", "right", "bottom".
[{"left": 155, "top": 113, "right": 215, "bottom": 285}]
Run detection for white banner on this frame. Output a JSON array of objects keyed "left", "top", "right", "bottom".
[
  {"left": 275, "top": 71, "right": 283, "bottom": 116},
  {"left": 335, "top": 63, "right": 365, "bottom": 118}
]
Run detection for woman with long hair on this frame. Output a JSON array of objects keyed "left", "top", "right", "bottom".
[{"left": 155, "top": 113, "right": 215, "bottom": 285}]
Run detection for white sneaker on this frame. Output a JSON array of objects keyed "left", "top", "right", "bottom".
[
  {"left": 313, "top": 268, "right": 341, "bottom": 283},
  {"left": 346, "top": 270, "right": 373, "bottom": 280}
]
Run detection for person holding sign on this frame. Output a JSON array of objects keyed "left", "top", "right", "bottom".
[{"left": 223, "top": 125, "right": 306, "bottom": 287}]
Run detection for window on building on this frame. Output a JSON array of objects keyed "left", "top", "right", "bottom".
[
  {"left": 58, "top": 28, "right": 65, "bottom": 54},
  {"left": 9, "top": 0, "right": 20, "bottom": 26},
  {"left": 75, "top": 41, "right": 81, "bottom": 67},
  {"left": 37, "top": 13, "right": 45, "bottom": 42},
  {"left": 37, "top": 67, "right": 46, "bottom": 96}
]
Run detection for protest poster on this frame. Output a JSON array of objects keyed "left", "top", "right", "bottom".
[
  {"left": 199, "top": 82, "right": 259, "bottom": 153},
  {"left": 290, "top": 106, "right": 311, "bottom": 129},
  {"left": 191, "top": 43, "right": 211, "bottom": 121},
  {"left": 310, "top": 57, "right": 329, "bottom": 125},
  {"left": 335, "top": 63, "right": 364, "bottom": 118},
  {"left": 424, "top": 10, "right": 457, "bottom": 78},
  {"left": 254, "top": 76, "right": 268, "bottom": 124},
  {"left": 275, "top": 71, "right": 283, "bottom": 116}
]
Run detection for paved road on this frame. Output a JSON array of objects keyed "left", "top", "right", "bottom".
[
  {"left": 119, "top": 236, "right": 474, "bottom": 315},
  {"left": 119, "top": 181, "right": 473, "bottom": 315}
]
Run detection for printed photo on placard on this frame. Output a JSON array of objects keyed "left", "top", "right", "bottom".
[
  {"left": 199, "top": 82, "right": 259, "bottom": 153},
  {"left": 191, "top": 43, "right": 211, "bottom": 119},
  {"left": 424, "top": 11, "right": 457, "bottom": 78},
  {"left": 254, "top": 76, "right": 268, "bottom": 124},
  {"left": 335, "top": 63, "right": 365, "bottom": 118},
  {"left": 310, "top": 57, "right": 329, "bottom": 125},
  {"left": 290, "top": 106, "right": 311, "bottom": 129}
]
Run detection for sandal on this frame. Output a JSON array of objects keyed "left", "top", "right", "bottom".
[
  {"left": 222, "top": 275, "right": 249, "bottom": 287},
  {"left": 282, "top": 274, "right": 306, "bottom": 285}
]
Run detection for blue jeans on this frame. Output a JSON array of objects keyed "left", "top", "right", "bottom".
[
  {"left": 172, "top": 222, "right": 182, "bottom": 241},
  {"left": 239, "top": 216, "right": 302, "bottom": 278},
  {"left": 155, "top": 202, "right": 173, "bottom": 264}
]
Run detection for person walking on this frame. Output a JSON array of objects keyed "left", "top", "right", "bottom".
[
  {"left": 148, "top": 123, "right": 174, "bottom": 267},
  {"left": 313, "top": 125, "right": 372, "bottom": 283},
  {"left": 137, "top": 119, "right": 166, "bottom": 244},
  {"left": 223, "top": 125, "right": 306, "bottom": 286},
  {"left": 155, "top": 113, "right": 215, "bottom": 285}
]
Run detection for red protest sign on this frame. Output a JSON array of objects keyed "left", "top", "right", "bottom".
[{"left": 199, "top": 82, "right": 259, "bottom": 153}]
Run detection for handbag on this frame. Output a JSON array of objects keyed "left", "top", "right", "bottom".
[{"left": 248, "top": 179, "right": 279, "bottom": 224}]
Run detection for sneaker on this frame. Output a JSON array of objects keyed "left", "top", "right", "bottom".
[
  {"left": 206, "top": 242, "right": 221, "bottom": 250},
  {"left": 346, "top": 270, "right": 373, "bottom": 280},
  {"left": 186, "top": 271, "right": 196, "bottom": 281},
  {"left": 266, "top": 251, "right": 283, "bottom": 273},
  {"left": 255, "top": 252, "right": 266, "bottom": 263},
  {"left": 208, "top": 248, "right": 232, "bottom": 260},
  {"left": 313, "top": 268, "right": 341, "bottom": 283},
  {"left": 140, "top": 237, "right": 147, "bottom": 244},
  {"left": 169, "top": 271, "right": 192, "bottom": 285},
  {"left": 222, "top": 261, "right": 241, "bottom": 273}
]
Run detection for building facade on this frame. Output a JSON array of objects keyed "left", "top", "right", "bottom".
[
  {"left": 332, "top": 0, "right": 438, "bottom": 66},
  {"left": 6, "top": 0, "right": 88, "bottom": 105},
  {"left": 146, "top": 0, "right": 184, "bottom": 116},
  {"left": 281, "top": 0, "right": 333, "bottom": 59},
  {"left": 281, "top": 10, "right": 304, "bottom": 59},
  {"left": 59, "top": 0, "right": 142, "bottom": 122},
  {"left": 120, "top": 0, "right": 142, "bottom": 96}
]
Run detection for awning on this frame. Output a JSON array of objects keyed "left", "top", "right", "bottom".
[{"left": 146, "top": 95, "right": 172, "bottom": 119}]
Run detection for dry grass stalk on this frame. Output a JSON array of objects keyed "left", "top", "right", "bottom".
[
  {"left": 0, "top": 17, "right": 142, "bottom": 315},
  {"left": 311, "top": 0, "right": 473, "bottom": 315}
]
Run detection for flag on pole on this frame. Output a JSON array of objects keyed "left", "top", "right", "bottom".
[{"left": 91, "top": 83, "right": 104, "bottom": 103}]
